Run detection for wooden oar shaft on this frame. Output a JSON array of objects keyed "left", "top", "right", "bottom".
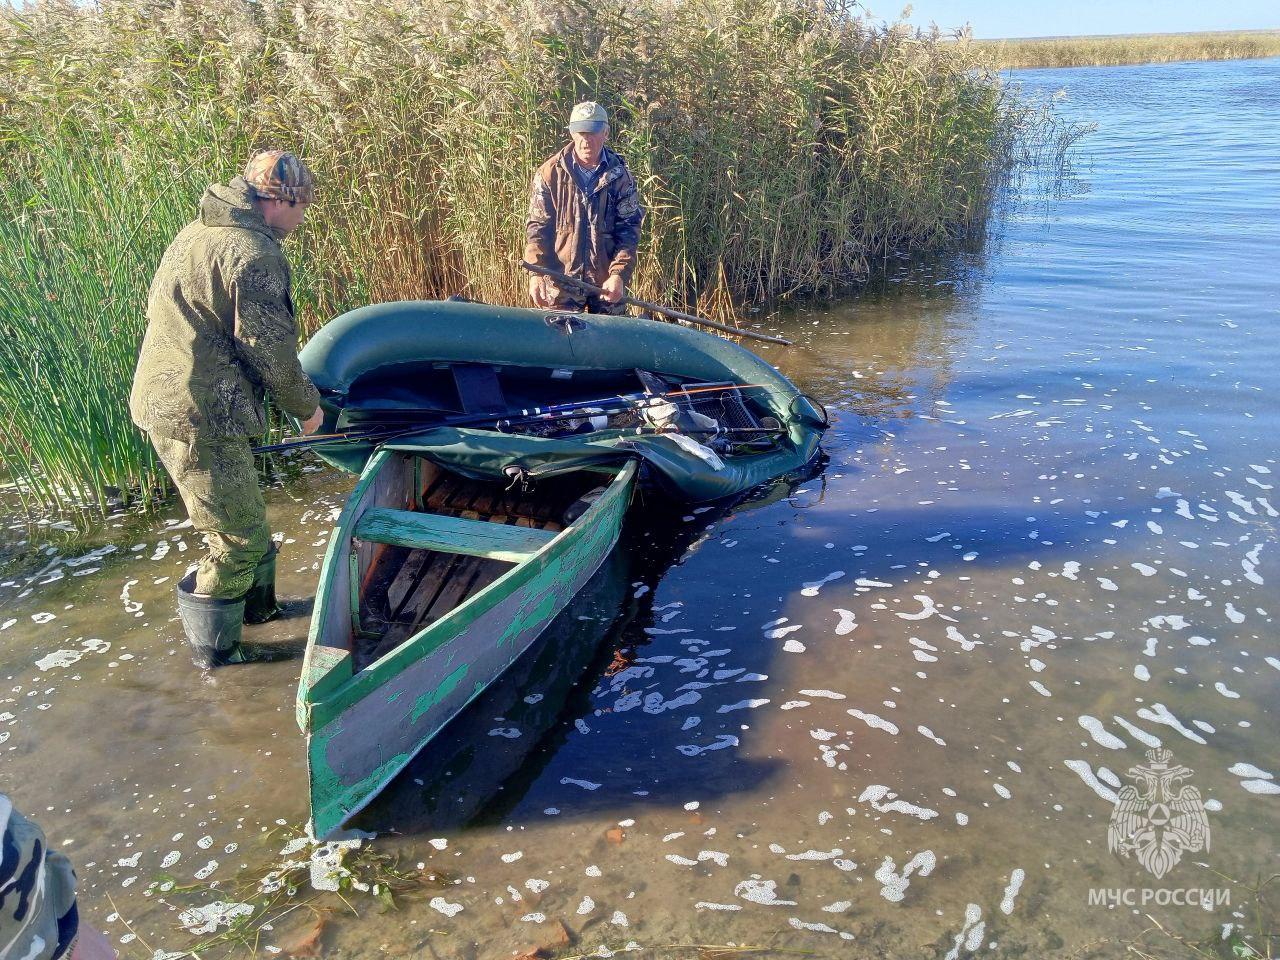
[{"left": 520, "top": 261, "right": 793, "bottom": 347}]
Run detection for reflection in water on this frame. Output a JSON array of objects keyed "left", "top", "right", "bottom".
[{"left": 2, "top": 57, "right": 1279, "bottom": 960}]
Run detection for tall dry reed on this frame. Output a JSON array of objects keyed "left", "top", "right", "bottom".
[
  {"left": 0, "top": 0, "right": 1044, "bottom": 515},
  {"left": 979, "top": 30, "right": 1280, "bottom": 70}
]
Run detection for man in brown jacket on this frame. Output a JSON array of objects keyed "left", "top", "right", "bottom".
[
  {"left": 130, "top": 150, "right": 323, "bottom": 667},
  {"left": 525, "top": 101, "right": 645, "bottom": 314}
]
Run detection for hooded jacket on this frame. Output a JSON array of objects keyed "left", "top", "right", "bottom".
[
  {"left": 129, "top": 177, "right": 320, "bottom": 441},
  {"left": 524, "top": 145, "right": 644, "bottom": 290}
]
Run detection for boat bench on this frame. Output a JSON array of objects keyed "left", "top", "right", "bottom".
[{"left": 353, "top": 507, "right": 556, "bottom": 562}]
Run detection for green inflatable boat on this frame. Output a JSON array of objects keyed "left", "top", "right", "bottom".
[{"left": 293, "top": 300, "right": 825, "bottom": 837}]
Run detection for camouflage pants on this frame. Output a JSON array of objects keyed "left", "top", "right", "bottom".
[{"left": 149, "top": 433, "right": 271, "bottom": 599}]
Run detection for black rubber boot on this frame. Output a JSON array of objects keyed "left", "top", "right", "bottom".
[
  {"left": 243, "top": 543, "right": 282, "bottom": 625},
  {"left": 176, "top": 571, "right": 254, "bottom": 668}
]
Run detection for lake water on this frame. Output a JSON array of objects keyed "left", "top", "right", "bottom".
[{"left": 2, "top": 57, "right": 1277, "bottom": 959}]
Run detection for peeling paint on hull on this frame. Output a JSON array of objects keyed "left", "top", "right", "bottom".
[{"left": 302, "top": 459, "right": 636, "bottom": 838}]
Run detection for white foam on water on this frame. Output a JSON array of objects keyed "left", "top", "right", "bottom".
[
  {"left": 716, "top": 698, "right": 770, "bottom": 713},
  {"left": 178, "top": 901, "right": 253, "bottom": 935},
  {"left": 1132, "top": 563, "right": 1157, "bottom": 577},
  {"left": 695, "top": 902, "right": 742, "bottom": 912},
  {"left": 1078, "top": 716, "right": 1126, "bottom": 749},
  {"left": 944, "top": 903, "right": 986, "bottom": 960},
  {"left": 1134, "top": 664, "right": 1151, "bottom": 681},
  {"left": 1136, "top": 703, "right": 1207, "bottom": 744},
  {"left": 783, "top": 639, "right": 807, "bottom": 653},
  {"left": 1061, "top": 562, "right": 1080, "bottom": 580},
  {"left": 833, "top": 609, "right": 858, "bottom": 635},
  {"left": 577, "top": 896, "right": 595, "bottom": 915},
  {"left": 1267, "top": 657, "right": 1280, "bottom": 672},
  {"left": 734, "top": 878, "right": 797, "bottom": 906},
  {"left": 1000, "top": 869, "right": 1026, "bottom": 915},
  {"left": 874, "top": 850, "right": 935, "bottom": 903},
  {"left": 35, "top": 649, "right": 84, "bottom": 671},
  {"left": 897, "top": 595, "right": 940, "bottom": 621},
  {"left": 764, "top": 620, "right": 803, "bottom": 640},
  {"left": 666, "top": 854, "right": 698, "bottom": 866},
  {"left": 429, "top": 897, "right": 464, "bottom": 917},
  {"left": 801, "top": 571, "right": 845, "bottom": 596},
  {"left": 1029, "top": 680, "right": 1052, "bottom": 697},
  {"left": 789, "top": 917, "right": 840, "bottom": 935},
  {"left": 677, "top": 734, "right": 739, "bottom": 756},
  {"left": 559, "top": 777, "right": 601, "bottom": 791},
  {"left": 1227, "top": 763, "right": 1273, "bottom": 780},
  {"left": 785, "top": 848, "right": 843, "bottom": 861},
  {"left": 918, "top": 725, "right": 946, "bottom": 746},
  {"left": 1112, "top": 716, "right": 1162, "bottom": 748},
  {"left": 858, "top": 784, "right": 938, "bottom": 820},
  {"left": 1214, "top": 682, "right": 1241, "bottom": 699},
  {"left": 1225, "top": 603, "right": 1246, "bottom": 624},
  {"left": 993, "top": 783, "right": 1011, "bottom": 799},
  {"left": 800, "top": 689, "right": 846, "bottom": 700},
  {"left": 1064, "top": 760, "right": 1119, "bottom": 804},
  {"left": 847, "top": 709, "right": 899, "bottom": 735},
  {"left": 945, "top": 626, "right": 981, "bottom": 650},
  {"left": 1239, "top": 780, "right": 1280, "bottom": 795},
  {"left": 1098, "top": 577, "right": 1118, "bottom": 591}
]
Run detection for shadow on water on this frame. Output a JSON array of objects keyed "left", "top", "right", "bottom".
[{"left": 354, "top": 431, "right": 1117, "bottom": 839}]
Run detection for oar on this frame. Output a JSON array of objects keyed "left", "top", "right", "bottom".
[{"left": 519, "top": 261, "right": 794, "bottom": 347}]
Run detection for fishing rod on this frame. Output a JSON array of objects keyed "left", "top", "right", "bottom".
[
  {"left": 253, "top": 382, "right": 768, "bottom": 454},
  {"left": 340, "top": 381, "right": 753, "bottom": 425},
  {"left": 519, "top": 261, "right": 794, "bottom": 347}
]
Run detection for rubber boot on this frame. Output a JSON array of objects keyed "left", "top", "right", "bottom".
[
  {"left": 243, "top": 543, "right": 281, "bottom": 625},
  {"left": 176, "top": 571, "right": 255, "bottom": 668}
]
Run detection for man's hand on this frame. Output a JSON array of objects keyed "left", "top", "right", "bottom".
[
  {"left": 301, "top": 405, "right": 324, "bottom": 435},
  {"left": 528, "top": 275, "right": 553, "bottom": 308},
  {"left": 601, "top": 274, "right": 625, "bottom": 304}
]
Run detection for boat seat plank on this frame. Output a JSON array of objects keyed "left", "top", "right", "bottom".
[{"left": 355, "top": 507, "right": 556, "bottom": 561}]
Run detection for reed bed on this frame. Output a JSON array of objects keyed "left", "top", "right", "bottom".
[
  {"left": 1, "top": 0, "right": 1050, "bottom": 516},
  {"left": 979, "top": 30, "right": 1280, "bottom": 70}
]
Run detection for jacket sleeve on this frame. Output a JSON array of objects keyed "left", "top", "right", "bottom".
[
  {"left": 524, "top": 170, "right": 557, "bottom": 269},
  {"left": 607, "top": 169, "right": 644, "bottom": 283},
  {"left": 0, "top": 794, "right": 80, "bottom": 960},
  {"left": 229, "top": 255, "right": 320, "bottom": 420}
]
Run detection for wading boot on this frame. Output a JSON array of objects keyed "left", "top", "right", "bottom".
[
  {"left": 176, "top": 571, "right": 255, "bottom": 668},
  {"left": 242, "top": 542, "right": 282, "bottom": 625}
]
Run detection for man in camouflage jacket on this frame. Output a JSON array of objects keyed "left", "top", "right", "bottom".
[
  {"left": 525, "top": 101, "right": 645, "bottom": 314},
  {"left": 129, "top": 151, "right": 322, "bottom": 666}
]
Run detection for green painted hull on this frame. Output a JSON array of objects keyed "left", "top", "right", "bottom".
[{"left": 297, "top": 451, "right": 636, "bottom": 838}]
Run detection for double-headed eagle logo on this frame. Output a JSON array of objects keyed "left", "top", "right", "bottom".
[{"left": 1108, "top": 748, "right": 1210, "bottom": 879}]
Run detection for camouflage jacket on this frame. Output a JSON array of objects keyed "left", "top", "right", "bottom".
[
  {"left": 524, "top": 145, "right": 644, "bottom": 287},
  {"left": 129, "top": 177, "right": 320, "bottom": 441}
]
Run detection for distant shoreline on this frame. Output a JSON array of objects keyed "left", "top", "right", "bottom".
[{"left": 974, "top": 29, "right": 1280, "bottom": 70}]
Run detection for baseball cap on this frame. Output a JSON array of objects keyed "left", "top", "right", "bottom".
[
  {"left": 243, "top": 150, "right": 316, "bottom": 204},
  {"left": 568, "top": 101, "right": 609, "bottom": 134}
]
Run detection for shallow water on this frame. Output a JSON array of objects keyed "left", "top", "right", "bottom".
[{"left": 2, "top": 58, "right": 1278, "bottom": 959}]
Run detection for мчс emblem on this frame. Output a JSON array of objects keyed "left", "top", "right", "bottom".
[{"left": 1108, "top": 748, "right": 1210, "bottom": 879}]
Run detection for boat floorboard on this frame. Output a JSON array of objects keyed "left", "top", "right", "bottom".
[{"left": 351, "top": 465, "right": 600, "bottom": 671}]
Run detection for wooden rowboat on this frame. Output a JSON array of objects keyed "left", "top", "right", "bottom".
[{"left": 298, "top": 452, "right": 635, "bottom": 838}]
